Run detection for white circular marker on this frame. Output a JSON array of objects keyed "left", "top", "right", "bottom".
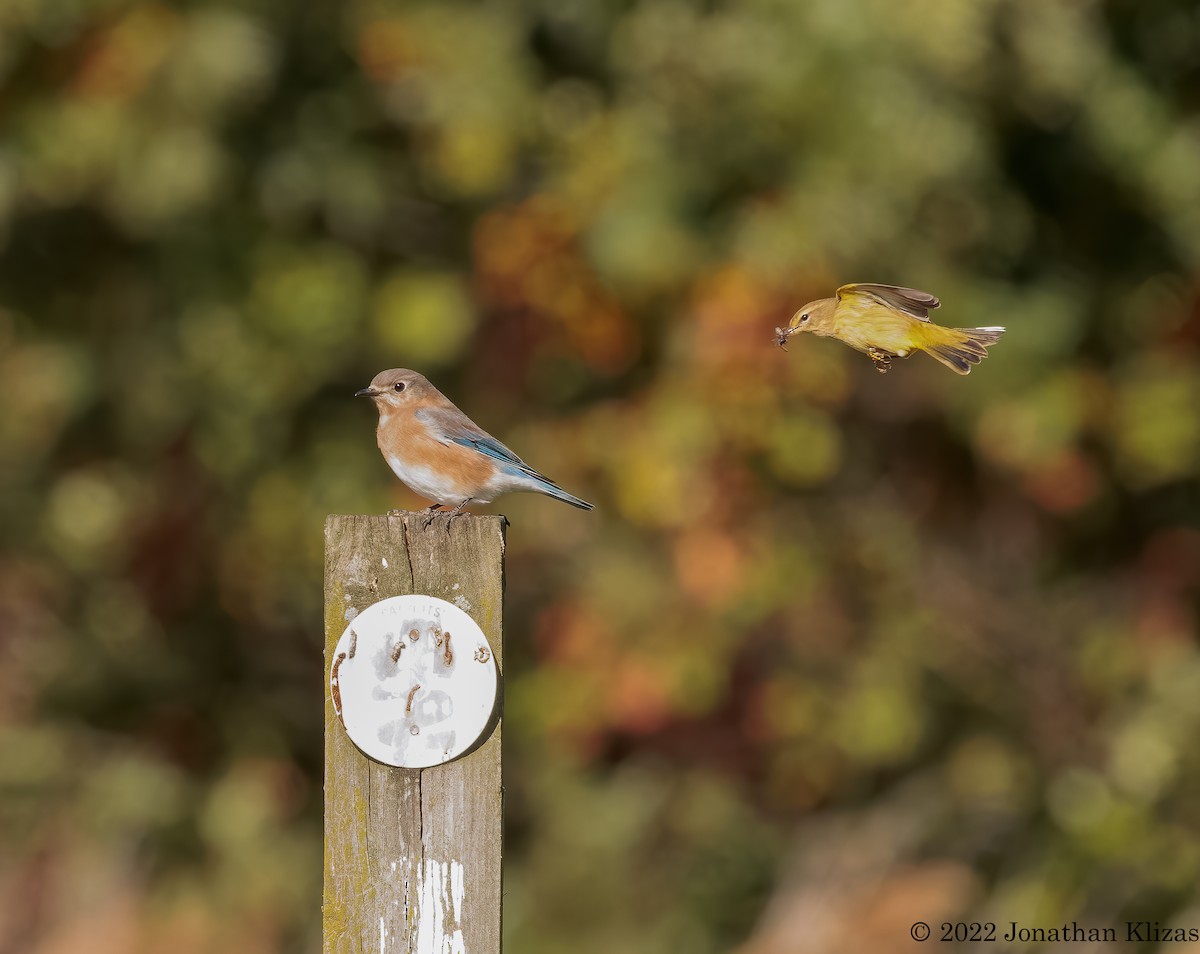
[{"left": 330, "top": 595, "right": 498, "bottom": 768}]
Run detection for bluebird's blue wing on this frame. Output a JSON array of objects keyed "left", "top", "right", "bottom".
[
  {"left": 418, "top": 405, "right": 526, "bottom": 464},
  {"left": 457, "top": 431, "right": 527, "bottom": 468},
  {"left": 418, "top": 405, "right": 594, "bottom": 510}
]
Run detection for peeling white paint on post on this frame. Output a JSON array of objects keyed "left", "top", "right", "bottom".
[
  {"left": 413, "top": 857, "right": 468, "bottom": 954},
  {"left": 324, "top": 513, "right": 504, "bottom": 954}
]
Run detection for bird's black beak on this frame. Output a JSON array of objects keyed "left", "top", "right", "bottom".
[{"left": 354, "top": 387, "right": 377, "bottom": 397}]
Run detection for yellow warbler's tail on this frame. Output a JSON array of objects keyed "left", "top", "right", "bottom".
[{"left": 922, "top": 326, "right": 1006, "bottom": 375}]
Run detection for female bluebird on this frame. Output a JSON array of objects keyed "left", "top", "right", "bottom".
[
  {"left": 775, "top": 283, "right": 1005, "bottom": 374},
  {"left": 355, "top": 368, "right": 594, "bottom": 520}
]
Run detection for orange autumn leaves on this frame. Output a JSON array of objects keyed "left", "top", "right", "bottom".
[{"left": 474, "top": 198, "right": 639, "bottom": 376}]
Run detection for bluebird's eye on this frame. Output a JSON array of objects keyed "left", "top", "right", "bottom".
[{"left": 394, "top": 382, "right": 406, "bottom": 392}]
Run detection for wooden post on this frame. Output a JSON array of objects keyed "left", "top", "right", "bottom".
[{"left": 323, "top": 513, "right": 505, "bottom": 953}]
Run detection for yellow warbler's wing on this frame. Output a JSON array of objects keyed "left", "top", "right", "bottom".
[{"left": 837, "top": 283, "right": 940, "bottom": 321}]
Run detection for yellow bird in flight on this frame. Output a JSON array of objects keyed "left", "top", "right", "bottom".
[{"left": 775, "top": 283, "right": 1005, "bottom": 375}]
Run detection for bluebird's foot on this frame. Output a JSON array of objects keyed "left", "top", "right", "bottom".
[
  {"left": 421, "top": 504, "right": 445, "bottom": 530},
  {"left": 867, "top": 348, "right": 893, "bottom": 374},
  {"left": 442, "top": 499, "right": 472, "bottom": 535}
]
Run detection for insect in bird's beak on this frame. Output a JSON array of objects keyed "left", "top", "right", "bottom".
[{"left": 774, "top": 327, "right": 791, "bottom": 350}]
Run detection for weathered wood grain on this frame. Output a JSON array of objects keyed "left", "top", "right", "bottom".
[{"left": 324, "top": 513, "right": 505, "bottom": 954}]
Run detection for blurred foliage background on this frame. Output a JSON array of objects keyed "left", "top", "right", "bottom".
[{"left": 2, "top": 0, "right": 1199, "bottom": 951}]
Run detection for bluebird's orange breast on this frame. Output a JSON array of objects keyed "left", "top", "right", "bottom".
[{"left": 376, "top": 408, "right": 499, "bottom": 504}]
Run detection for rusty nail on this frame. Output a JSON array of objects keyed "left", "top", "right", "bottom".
[
  {"left": 348, "top": 629, "right": 358, "bottom": 659},
  {"left": 405, "top": 683, "right": 421, "bottom": 714},
  {"left": 443, "top": 631, "right": 453, "bottom": 666},
  {"left": 331, "top": 652, "right": 347, "bottom": 722},
  {"left": 391, "top": 640, "right": 405, "bottom": 663}
]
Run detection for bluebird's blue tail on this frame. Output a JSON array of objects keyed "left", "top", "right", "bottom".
[{"left": 520, "top": 471, "right": 594, "bottom": 510}]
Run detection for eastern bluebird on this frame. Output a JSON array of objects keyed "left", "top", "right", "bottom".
[{"left": 355, "top": 368, "right": 594, "bottom": 521}]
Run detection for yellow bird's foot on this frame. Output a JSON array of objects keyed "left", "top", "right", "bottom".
[{"left": 867, "top": 349, "right": 894, "bottom": 373}]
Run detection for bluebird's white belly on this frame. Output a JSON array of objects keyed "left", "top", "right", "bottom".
[
  {"left": 386, "top": 454, "right": 472, "bottom": 505},
  {"left": 480, "top": 468, "right": 535, "bottom": 500}
]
